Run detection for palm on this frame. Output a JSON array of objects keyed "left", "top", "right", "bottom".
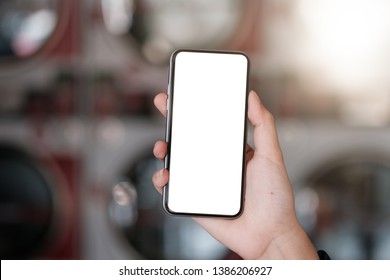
[{"left": 193, "top": 146, "right": 296, "bottom": 259}]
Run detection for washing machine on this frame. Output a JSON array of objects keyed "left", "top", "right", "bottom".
[
  {"left": 98, "top": 0, "right": 261, "bottom": 66},
  {"left": 80, "top": 0, "right": 262, "bottom": 260},
  {"left": 277, "top": 120, "right": 390, "bottom": 259},
  {"left": 0, "top": 119, "right": 82, "bottom": 259},
  {"left": 82, "top": 119, "right": 390, "bottom": 259},
  {"left": 0, "top": 0, "right": 82, "bottom": 259},
  {"left": 82, "top": 117, "right": 241, "bottom": 260}
]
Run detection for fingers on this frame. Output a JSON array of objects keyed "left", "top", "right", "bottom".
[
  {"left": 153, "top": 93, "right": 169, "bottom": 194},
  {"left": 152, "top": 168, "right": 169, "bottom": 194},
  {"left": 153, "top": 140, "right": 167, "bottom": 161},
  {"left": 154, "top": 92, "right": 168, "bottom": 117},
  {"left": 152, "top": 90, "right": 283, "bottom": 195},
  {"left": 153, "top": 140, "right": 168, "bottom": 194},
  {"left": 248, "top": 90, "right": 284, "bottom": 162},
  {"left": 246, "top": 143, "right": 254, "bottom": 162}
]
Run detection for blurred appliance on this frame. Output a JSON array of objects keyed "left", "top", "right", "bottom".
[
  {"left": 82, "top": 118, "right": 164, "bottom": 259},
  {"left": 80, "top": 0, "right": 261, "bottom": 260},
  {"left": 0, "top": 0, "right": 81, "bottom": 259},
  {"left": 277, "top": 120, "right": 390, "bottom": 259},
  {"left": 0, "top": 120, "right": 82, "bottom": 259},
  {"left": 84, "top": 118, "right": 390, "bottom": 260},
  {"left": 98, "top": 0, "right": 260, "bottom": 66},
  {"left": 82, "top": 118, "right": 237, "bottom": 259},
  {"left": 0, "top": 0, "right": 75, "bottom": 73}
]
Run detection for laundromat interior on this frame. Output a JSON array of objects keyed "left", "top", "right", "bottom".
[{"left": 1, "top": 0, "right": 390, "bottom": 260}]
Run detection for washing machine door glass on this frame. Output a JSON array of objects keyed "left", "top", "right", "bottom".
[
  {"left": 0, "top": 0, "right": 59, "bottom": 60},
  {"left": 0, "top": 146, "right": 54, "bottom": 259},
  {"left": 117, "top": 156, "right": 230, "bottom": 260},
  {"left": 298, "top": 159, "right": 390, "bottom": 260},
  {"left": 101, "top": 0, "right": 243, "bottom": 65}
]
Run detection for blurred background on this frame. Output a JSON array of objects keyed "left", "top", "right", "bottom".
[{"left": 0, "top": 0, "right": 389, "bottom": 260}]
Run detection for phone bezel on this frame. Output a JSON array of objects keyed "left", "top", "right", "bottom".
[{"left": 163, "top": 49, "right": 250, "bottom": 218}]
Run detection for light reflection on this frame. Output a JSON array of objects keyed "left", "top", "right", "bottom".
[
  {"left": 101, "top": 0, "right": 134, "bottom": 35},
  {"left": 110, "top": 182, "right": 138, "bottom": 227},
  {"left": 13, "top": 9, "right": 57, "bottom": 57},
  {"left": 0, "top": 0, "right": 58, "bottom": 58},
  {"left": 112, "top": 182, "right": 137, "bottom": 206},
  {"left": 295, "top": 187, "right": 320, "bottom": 232},
  {"left": 262, "top": 0, "right": 390, "bottom": 125},
  {"left": 98, "top": 117, "right": 125, "bottom": 146},
  {"left": 294, "top": 0, "right": 390, "bottom": 94}
]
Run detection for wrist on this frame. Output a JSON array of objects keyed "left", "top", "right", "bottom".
[{"left": 253, "top": 223, "right": 319, "bottom": 260}]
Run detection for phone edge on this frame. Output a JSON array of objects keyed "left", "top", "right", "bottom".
[{"left": 162, "top": 48, "right": 250, "bottom": 219}]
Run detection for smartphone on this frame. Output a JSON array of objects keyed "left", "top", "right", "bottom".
[{"left": 163, "top": 49, "right": 249, "bottom": 218}]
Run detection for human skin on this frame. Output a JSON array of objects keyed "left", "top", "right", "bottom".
[{"left": 152, "top": 90, "right": 319, "bottom": 260}]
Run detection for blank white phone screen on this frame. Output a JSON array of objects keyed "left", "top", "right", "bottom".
[{"left": 164, "top": 50, "right": 249, "bottom": 217}]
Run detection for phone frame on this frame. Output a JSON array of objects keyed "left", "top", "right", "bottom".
[{"left": 163, "top": 49, "right": 250, "bottom": 218}]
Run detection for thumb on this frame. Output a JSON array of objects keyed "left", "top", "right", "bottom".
[{"left": 248, "top": 90, "right": 284, "bottom": 162}]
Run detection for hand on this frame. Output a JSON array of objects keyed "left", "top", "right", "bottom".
[{"left": 152, "top": 90, "right": 318, "bottom": 260}]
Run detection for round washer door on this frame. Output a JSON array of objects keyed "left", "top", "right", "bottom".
[
  {"left": 297, "top": 158, "right": 390, "bottom": 259},
  {"left": 0, "top": 145, "right": 55, "bottom": 259},
  {"left": 110, "top": 154, "right": 237, "bottom": 259},
  {"left": 101, "top": 0, "right": 246, "bottom": 65}
]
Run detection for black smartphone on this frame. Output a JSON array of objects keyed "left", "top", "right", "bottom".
[{"left": 163, "top": 49, "right": 249, "bottom": 218}]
